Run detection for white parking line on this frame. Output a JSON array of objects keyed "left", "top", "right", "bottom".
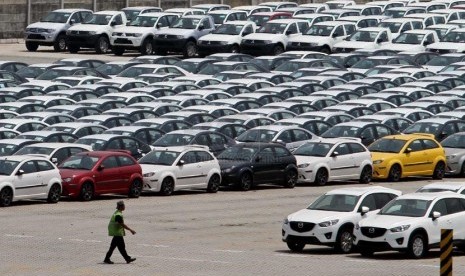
[
  {"left": 137, "top": 243, "right": 169, "bottom": 248},
  {"left": 132, "top": 255, "right": 231, "bottom": 264},
  {"left": 213, "top": 250, "right": 244, "bottom": 253},
  {"left": 417, "top": 264, "right": 439, "bottom": 268},
  {"left": 85, "top": 240, "right": 102, "bottom": 243},
  {"left": 345, "top": 259, "right": 378, "bottom": 263},
  {"left": 274, "top": 253, "right": 308, "bottom": 258},
  {"left": 4, "top": 234, "right": 34, "bottom": 238}
]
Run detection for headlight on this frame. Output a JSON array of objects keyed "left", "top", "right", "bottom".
[
  {"left": 143, "top": 172, "right": 155, "bottom": 177},
  {"left": 373, "top": 160, "right": 384, "bottom": 164},
  {"left": 134, "top": 33, "right": 143, "bottom": 37},
  {"left": 390, "top": 225, "right": 410, "bottom": 232},
  {"left": 66, "top": 30, "right": 71, "bottom": 35},
  {"left": 283, "top": 218, "right": 289, "bottom": 225},
  {"left": 176, "top": 35, "right": 185, "bottom": 39},
  {"left": 218, "top": 41, "right": 228, "bottom": 45},
  {"left": 355, "top": 223, "right": 360, "bottom": 230},
  {"left": 263, "top": 40, "right": 273, "bottom": 44},
  {"left": 297, "top": 163, "right": 310, "bottom": 168},
  {"left": 318, "top": 219, "right": 339, "bottom": 227},
  {"left": 62, "top": 177, "right": 73, "bottom": 183},
  {"left": 46, "top": 29, "right": 55, "bottom": 33},
  {"left": 112, "top": 32, "right": 117, "bottom": 36},
  {"left": 89, "top": 31, "right": 96, "bottom": 35},
  {"left": 447, "top": 154, "right": 456, "bottom": 159}
]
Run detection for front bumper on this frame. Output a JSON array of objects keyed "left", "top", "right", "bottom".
[
  {"left": 25, "top": 31, "right": 57, "bottom": 44},
  {"left": 153, "top": 38, "right": 187, "bottom": 52},
  {"left": 286, "top": 44, "right": 325, "bottom": 52},
  {"left": 61, "top": 183, "right": 80, "bottom": 198},
  {"left": 297, "top": 168, "right": 315, "bottom": 183},
  {"left": 198, "top": 43, "right": 233, "bottom": 54},
  {"left": 240, "top": 42, "right": 276, "bottom": 55},
  {"left": 282, "top": 222, "right": 338, "bottom": 245},
  {"left": 353, "top": 227, "right": 409, "bottom": 251},
  {"left": 372, "top": 164, "right": 389, "bottom": 179},
  {"left": 66, "top": 34, "right": 100, "bottom": 47},
  {"left": 220, "top": 172, "right": 239, "bottom": 187},
  {"left": 142, "top": 177, "right": 161, "bottom": 192},
  {"left": 111, "top": 36, "right": 143, "bottom": 48},
  {"left": 445, "top": 159, "right": 461, "bottom": 175}
]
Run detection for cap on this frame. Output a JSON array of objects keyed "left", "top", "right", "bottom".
[{"left": 116, "top": 200, "right": 125, "bottom": 208}]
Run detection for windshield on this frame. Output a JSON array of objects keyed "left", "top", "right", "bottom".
[
  {"left": 37, "top": 69, "right": 70, "bottom": 80},
  {"left": 210, "top": 14, "right": 227, "bottom": 25},
  {"left": 275, "top": 61, "right": 309, "bottom": 72},
  {"left": 198, "top": 64, "right": 230, "bottom": 75},
  {"left": 129, "top": 16, "right": 158, "bottom": 27},
  {"left": 236, "top": 129, "right": 277, "bottom": 142},
  {"left": 380, "top": 199, "right": 431, "bottom": 217},
  {"left": 368, "top": 138, "right": 406, "bottom": 153},
  {"left": 258, "top": 22, "right": 288, "bottom": 34},
  {"left": 378, "top": 22, "right": 402, "bottom": 33},
  {"left": 418, "top": 188, "right": 458, "bottom": 193},
  {"left": 171, "top": 18, "right": 200, "bottom": 29},
  {"left": 441, "top": 31, "right": 465, "bottom": 43},
  {"left": 218, "top": 146, "right": 258, "bottom": 161},
  {"left": 41, "top": 12, "right": 71, "bottom": 23},
  {"left": 59, "top": 155, "right": 99, "bottom": 170},
  {"left": 351, "top": 59, "right": 384, "bottom": 69},
  {"left": 175, "top": 61, "right": 200, "bottom": 73},
  {"left": 248, "top": 15, "right": 270, "bottom": 27},
  {"left": 348, "top": 30, "right": 378, "bottom": 42},
  {"left": 96, "top": 64, "right": 124, "bottom": 75},
  {"left": 138, "top": 150, "right": 180, "bottom": 165},
  {"left": 250, "top": 58, "right": 272, "bottom": 70},
  {"left": 152, "top": 134, "right": 194, "bottom": 146},
  {"left": 0, "top": 160, "right": 19, "bottom": 175},
  {"left": 213, "top": 24, "right": 244, "bottom": 35},
  {"left": 44, "top": 126, "right": 75, "bottom": 132},
  {"left": 118, "top": 67, "right": 154, "bottom": 78},
  {"left": 384, "top": 9, "right": 405, "bottom": 18},
  {"left": 83, "top": 14, "right": 112, "bottom": 25},
  {"left": 0, "top": 123, "right": 15, "bottom": 129},
  {"left": 305, "top": 25, "right": 334, "bottom": 36},
  {"left": 441, "top": 134, "right": 465, "bottom": 148},
  {"left": 57, "top": 79, "right": 80, "bottom": 86},
  {"left": 0, "top": 144, "right": 19, "bottom": 156},
  {"left": 403, "top": 123, "right": 440, "bottom": 135},
  {"left": 426, "top": 56, "right": 463, "bottom": 66},
  {"left": 123, "top": 10, "right": 141, "bottom": 22},
  {"left": 16, "top": 67, "right": 45, "bottom": 78},
  {"left": 15, "top": 146, "right": 54, "bottom": 155},
  {"left": 308, "top": 194, "right": 360, "bottom": 212},
  {"left": 294, "top": 142, "right": 332, "bottom": 157},
  {"left": 75, "top": 138, "right": 106, "bottom": 150},
  {"left": 393, "top": 33, "right": 424, "bottom": 44},
  {"left": 16, "top": 135, "right": 45, "bottom": 141},
  {"left": 322, "top": 126, "right": 360, "bottom": 138}
]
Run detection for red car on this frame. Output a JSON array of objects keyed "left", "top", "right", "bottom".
[{"left": 59, "top": 151, "right": 143, "bottom": 201}]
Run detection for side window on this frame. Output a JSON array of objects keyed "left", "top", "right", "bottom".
[
  {"left": 52, "top": 148, "right": 69, "bottom": 164},
  {"left": 291, "top": 129, "right": 310, "bottom": 141},
  {"left": 181, "top": 151, "right": 198, "bottom": 164},
  {"left": 412, "top": 21, "right": 423, "bottom": 29},
  {"left": 195, "top": 134, "right": 210, "bottom": 146},
  {"left": 348, "top": 143, "right": 366, "bottom": 153},
  {"left": 70, "top": 147, "right": 87, "bottom": 155},
  {"left": 117, "top": 156, "right": 136, "bottom": 166},
  {"left": 297, "top": 22, "right": 308, "bottom": 33},
  {"left": 106, "top": 139, "right": 121, "bottom": 150},
  {"left": 70, "top": 12, "right": 81, "bottom": 23},
  {"left": 19, "top": 161, "right": 37, "bottom": 174},
  {"left": 274, "top": 146, "right": 290, "bottom": 158},
  {"left": 360, "top": 127, "right": 375, "bottom": 140},
  {"left": 374, "top": 193, "right": 395, "bottom": 209},
  {"left": 408, "top": 139, "right": 423, "bottom": 151},
  {"left": 443, "top": 123, "right": 456, "bottom": 136},
  {"left": 378, "top": 31, "right": 388, "bottom": 42},
  {"left": 199, "top": 18, "right": 212, "bottom": 29},
  {"left": 80, "top": 12, "right": 92, "bottom": 21},
  {"left": 445, "top": 198, "right": 465, "bottom": 214},
  {"left": 121, "top": 138, "right": 138, "bottom": 151},
  {"left": 358, "top": 194, "right": 377, "bottom": 211},
  {"left": 375, "top": 126, "right": 390, "bottom": 138},
  {"left": 431, "top": 199, "right": 448, "bottom": 216},
  {"left": 195, "top": 151, "right": 214, "bottom": 162},
  {"left": 258, "top": 147, "right": 274, "bottom": 162},
  {"left": 401, "top": 23, "right": 412, "bottom": 32},
  {"left": 333, "top": 25, "right": 344, "bottom": 37},
  {"left": 36, "top": 160, "right": 55, "bottom": 171},
  {"left": 113, "top": 15, "right": 123, "bottom": 26},
  {"left": 335, "top": 143, "right": 350, "bottom": 155},
  {"left": 210, "top": 133, "right": 227, "bottom": 145},
  {"left": 277, "top": 130, "right": 292, "bottom": 143},
  {"left": 286, "top": 23, "right": 298, "bottom": 34},
  {"left": 76, "top": 128, "right": 89, "bottom": 137},
  {"left": 345, "top": 24, "right": 356, "bottom": 35},
  {"left": 157, "top": 16, "right": 170, "bottom": 27},
  {"left": 101, "top": 156, "right": 119, "bottom": 169},
  {"left": 243, "top": 25, "right": 254, "bottom": 35}
]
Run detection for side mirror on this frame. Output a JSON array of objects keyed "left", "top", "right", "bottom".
[
  {"left": 360, "top": 206, "right": 370, "bottom": 215},
  {"left": 255, "top": 156, "right": 262, "bottom": 162},
  {"left": 126, "top": 22, "right": 130, "bottom": 26},
  {"left": 242, "top": 32, "right": 250, "bottom": 37},
  {"left": 332, "top": 33, "right": 338, "bottom": 38},
  {"left": 423, "top": 40, "right": 430, "bottom": 46},
  {"left": 70, "top": 19, "right": 76, "bottom": 25},
  {"left": 331, "top": 151, "right": 339, "bottom": 157},
  {"left": 97, "top": 165, "right": 105, "bottom": 171},
  {"left": 432, "top": 211, "right": 441, "bottom": 220},
  {"left": 286, "top": 30, "right": 292, "bottom": 35},
  {"left": 404, "top": 147, "right": 412, "bottom": 154},
  {"left": 198, "top": 25, "right": 205, "bottom": 31},
  {"left": 51, "top": 157, "right": 58, "bottom": 164},
  {"left": 16, "top": 169, "right": 25, "bottom": 176},
  {"left": 376, "top": 38, "right": 383, "bottom": 44},
  {"left": 156, "top": 23, "right": 162, "bottom": 29},
  {"left": 276, "top": 139, "right": 285, "bottom": 144},
  {"left": 110, "top": 21, "right": 117, "bottom": 26},
  {"left": 177, "top": 160, "right": 185, "bottom": 166}
]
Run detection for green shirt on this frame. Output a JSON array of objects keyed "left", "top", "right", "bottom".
[{"left": 108, "top": 210, "right": 125, "bottom": 236}]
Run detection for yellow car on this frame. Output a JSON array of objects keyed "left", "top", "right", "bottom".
[{"left": 368, "top": 134, "right": 446, "bottom": 181}]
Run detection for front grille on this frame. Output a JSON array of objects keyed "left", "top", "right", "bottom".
[
  {"left": 243, "top": 40, "right": 266, "bottom": 45},
  {"left": 158, "top": 34, "right": 179, "bottom": 39},
  {"left": 290, "top": 42, "right": 312, "bottom": 47},
  {"left": 27, "top": 34, "right": 45, "bottom": 40},
  {"left": 28, "top": 28, "right": 47, "bottom": 33},
  {"left": 361, "top": 227, "right": 387, "bottom": 238},
  {"left": 69, "top": 30, "right": 90, "bottom": 35},
  {"left": 433, "top": 49, "right": 452, "bottom": 54},
  {"left": 200, "top": 41, "right": 223, "bottom": 45},
  {"left": 290, "top": 221, "right": 315, "bottom": 233},
  {"left": 114, "top": 38, "right": 133, "bottom": 45},
  {"left": 113, "top": 32, "right": 123, "bottom": 36}
]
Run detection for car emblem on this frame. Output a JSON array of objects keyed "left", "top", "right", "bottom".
[
  {"left": 369, "top": 228, "right": 375, "bottom": 233},
  {"left": 298, "top": 222, "right": 304, "bottom": 228},
  {"left": 208, "top": 41, "right": 211, "bottom": 44},
  {"left": 164, "top": 35, "right": 168, "bottom": 38},
  {"left": 251, "top": 40, "right": 254, "bottom": 44}
]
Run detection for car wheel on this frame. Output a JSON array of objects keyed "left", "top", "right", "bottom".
[
  {"left": 128, "top": 179, "right": 142, "bottom": 198},
  {"left": 286, "top": 240, "right": 305, "bottom": 252},
  {"left": 0, "top": 187, "right": 13, "bottom": 207},
  {"left": 95, "top": 36, "right": 109, "bottom": 54},
  {"left": 272, "top": 44, "right": 284, "bottom": 55},
  {"left": 160, "top": 177, "right": 174, "bottom": 196},
  {"left": 387, "top": 164, "right": 401, "bottom": 182},
  {"left": 140, "top": 38, "right": 153, "bottom": 55},
  {"left": 335, "top": 227, "right": 354, "bottom": 254},
  {"left": 360, "top": 248, "right": 374, "bottom": 257},
  {"left": 54, "top": 34, "right": 67, "bottom": 52},
  {"left": 68, "top": 44, "right": 80, "bottom": 53},
  {"left": 321, "top": 46, "right": 331, "bottom": 54},
  {"left": 432, "top": 161, "right": 445, "bottom": 180},
  {"left": 314, "top": 168, "right": 328, "bottom": 186},
  {"left": 230, "top": 44, "right": 240, "bottom": 53},
  {"left": 80, "top": 182, "right": 94, "bottom": 201},
  {"left": 47, "top": 183, "right": 61, "bottom": 203},
  {"left": 113, "top": 46, "right": 125, "bottom": 56},
  {"left": 207, "top": 174, "right": 220, "bottom": 193},
  {"left": 283, "top": 169, "right": 297, "bottom": 188},
  {"left": 25, "top": 41, "right": 39, "bottom": 52},
  {"left": 183, "top": 41, "right": 198, "bottom": 58},
  {"left": 408, "top": 233, "right": 428, "bottom": 259},
  {"left": 457, "top": 244, "right": 465, "bottom": 252},
  {"left": 238, "top": 172, "right": 252, "bottom": 191},
  {"left": 359, "top": 166, "right": 372, "bottom": 184},
  {"left": 461, "top": 162, "right": 465, "bottom": 177}
]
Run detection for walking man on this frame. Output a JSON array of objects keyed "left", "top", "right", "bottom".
[{"left": 104, "top": 200, "right": 137, "bottom": 264}]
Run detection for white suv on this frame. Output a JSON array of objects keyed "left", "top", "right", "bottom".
[
  {"left": 0, "top": 155, "right": 62, "bottom": 207},
  {"left": 110, "top": 12, "right": 179, "bottom": 55},
  {"left": 282, "top": 186, "right": 401, "bottom": 253},
  {"left": 139, "top": 146, "right": 221, "bottom": 196},
  {"left": 198, "top": 21, "right": 256, "bottom": 55},
  {"left": 333, "top": 27, "right": 392, "bottom": 52},
  {"left": 293, "top": 138, "right": 373, "bottom": 186},
  {"left": 354, "top": 193, "right": 465, "bottom": 258}
]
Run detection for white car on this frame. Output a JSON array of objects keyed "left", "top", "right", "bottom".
[
  {"left": 14, "top": 143, "right": 92, "bottom": 164},
  {"left": 198, "top": 21, "right": 256, "bottom": 55},
  {"left": 354, "top": 193, "right": 465, "bottom": 258},
  {"left": 0, "top": 155, "right": 62, "bottom": 207},
  {"left": 377, "top": 18, "right": 424, "bottom": 39},
  {"left": 416, "top": 182, "right": 465, "bottom": 194},
  {"left": 139, "top": 146, "right": 221, "bottom": 196},
  {"left": 426, "top": 28, "right": 465, "bottom": 53},
  {"left": 333, "top": 27, "right": 392, "bottom": 53},
  {"left": 381, "top": 30, "right": 439, "bottom": 52},
  {"left": 282, "top": 186, "right": 401, "bottom": 253},
  {"left": 294, "top": 138, "right": 373, "bottom": 186}
]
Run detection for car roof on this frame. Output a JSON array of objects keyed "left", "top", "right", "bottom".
[
  {"left": 326, "top": 186, "right": 400, "bottom": 196},
  {"left": 420, "top": 182, "right": 465, "bottom": 190},
  {"left": 0, "top": 155, "right": 50, "bottom": 162},
  {"left": 77, "top": 134, "right": 121, "bottom": 140},
  {"left": 0, "top": 139, "right": 35, "bottom": 145},
  {"left": 152, "top": 145, "right": 210, "bottom": 152},
  {"left": 398, "top": 192, "right": 464, "bottom": 201},
  {"left": 22, "top": 142, "right": 92, "bottom": 150}
]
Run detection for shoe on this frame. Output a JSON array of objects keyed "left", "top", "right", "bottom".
[
  {"left": 103, "top": 259, "right": 114, "bottom": 264},
  {"left": 126, "top": 257, "right": 136, "bottom": 264}
]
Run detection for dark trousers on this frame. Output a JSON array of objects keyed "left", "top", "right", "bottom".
[{"left": 105, "top": 236, "right": 130, "bottom": 261}]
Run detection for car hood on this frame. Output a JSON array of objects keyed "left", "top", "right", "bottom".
[
  {"left": 384, "top": 43, "right": 424, "bottom": 52},
  {"left": 199, "top": 34, "right": 236, "bottom": 42},
  {"left": 427, "top": 42, "right": 463, "bottom": 50},
  {"left": 370, "top": 152, "right": 399, "bottom": 162},
  {"left": 59, "top": 168, "right": 92, "bottom": 178},
  {"left": 334, "top": 41, "right": 374, "bottom": 49},
  {"left": 157, "top": 29, "right": 195, "bottom": 37},
  {"left": 359, "top": 214, "right": 422, "bottom": 228},
  {"left": 295, "top": 155, "right": 327, "bottom": 166},
  {"left": 114, "top": 26, "right": 152, "bottom": 34},
  {"left": 0, "top": 175, "right": 12, "bottom": 182},
  {"left": 287, "top": 208, "right": 351, "bottom": 223},
  {"left": 218, "top": 159, "right": 249, "bottom": 169},
  {"left": 244, "top": 33, "right": 284, "bottom": 40},
  {"left": 288, "top": 35, "right": 329, "bottom": 43},
  {"left": 68, "top": 24, "right": 108, "bottom": 32},
  {"left": 27, "top": 22, "right": 66, "bottom": 29},
  {"left": 444, "top": 147, "right": 465, "bottom": 157},
  {"left": 140, "top": 163, "right": 170, "bottom": 173}
]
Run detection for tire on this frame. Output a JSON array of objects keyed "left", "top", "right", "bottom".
[
  {"left": 80, "top": 182, "right": 94, "bottom": 201},
  {"left": 457, "top": 244, "right": 465, "bottom": 252},
  {"left": 360, "top": 248, "right": 374, "bottom": 257},
  {"left": 25, "top": 41, "right": 39, "bottom": 52},
  {"left": 238, "top": 172, "right": 253, "bottom": 191},
  {"left": 68, "top": 44, "right": 79, "bottom": 53},
  {"left": 283, "top": 170, "right": 297, "bottom": 188},
  {"left": 154, "top": 47, "right": 167, "bottom": 55},
  {"left": 321, "top": 46, "right": 331, "bottom": 54},
  {"left": 140, "top": 38, "right": 153, "bottom": 55},
  {"left": 47, "top": 183, "right": 61, "bottom": 203},
  {"left": 432, "top": 161, "right": 445, "bottom": 180},
  {"left": 335, "top": 227, "right": 354, "bottom": 254},
  {"left": 407, "top": 233, "right": 428, "bottom": 259},
  {"left": 53, "top": 34, "right": 67, "bottom": 52},
  {"left": 272, "top": 44, "right": 284, "bottom": 55},
  {"left": 183, "top": 40, "right": 198, "bottom": 58},
  {"left": 207, "top": 174, "right": 220, "bottom": 193},
  {"left": 359, "top": 166, "right": 372, "bottom": 184},
  {"left": 95, "top": 36, "right": 109, "bottom": 54},
  {"left": 0, "top": 187, "right": 13, "bottom": 207},
  {"left": 287, "top": 240, "right": 305, "bottom": 252},
  {"left": 460, "top": 162, "right": 465, "bottom": 177},
  {"left": 230, "top": 44, "right": 240, "bottom": 53},
  {"left": 387, "top": 164, "right": 401, "bottom": 182},
  {"left": 113, "top": 46, "right": 125, "bottom": 56},
  {"left": 160, "top": 177, "right": 174, "bottom": 196},
  {"left": 128, "top": 179, "right": 142, "bottom": 198},
  {"left": 314, "top": 168, "right": 328, "bottom": 186}
]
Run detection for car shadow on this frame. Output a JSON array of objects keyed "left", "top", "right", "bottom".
[
  {"left": 346, "top": 248, "right": 465, "bottom": 260},
  {"left": 274, "top": 247, "right": 337, "bottom": 255},
  {"left": 142, "top": 190, "right": 208, "bottom": 197}
]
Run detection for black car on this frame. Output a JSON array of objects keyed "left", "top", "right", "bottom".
[
  {"left": 75, "top": 134, "right": 152, "bottom": 159},
  {"left": 217, "top": 142, "right": 297, "bottom": 191}
]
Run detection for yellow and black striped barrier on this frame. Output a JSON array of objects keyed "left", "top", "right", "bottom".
[{"left": 440, "top": 229, "right": 453, "bottom": 276}]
